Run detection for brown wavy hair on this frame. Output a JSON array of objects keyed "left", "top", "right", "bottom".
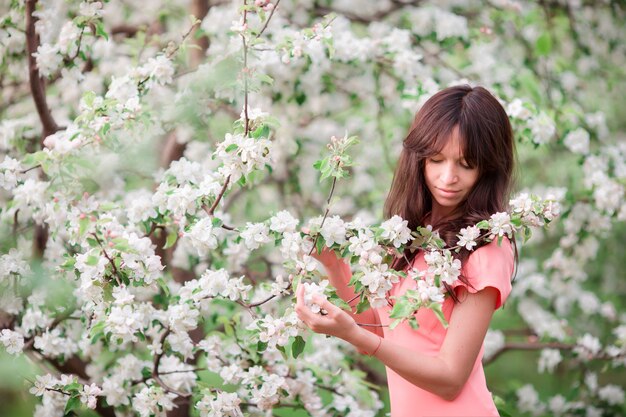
[{"left": 384, "top": 85, "right": 517, "bottom": 288}]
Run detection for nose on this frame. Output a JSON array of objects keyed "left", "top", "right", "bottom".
[{"left": 440, "top": 163, "right": 458, "bottom": 184}]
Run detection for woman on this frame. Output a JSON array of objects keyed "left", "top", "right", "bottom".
[{"left": 295, "top": 85, "right": 516, "bottom": 417}]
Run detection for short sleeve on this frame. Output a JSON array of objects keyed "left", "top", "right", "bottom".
[{"left": 452, "top": 238, "right": 515, "bottom": 310}]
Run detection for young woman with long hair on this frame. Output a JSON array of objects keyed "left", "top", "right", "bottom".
[{"left": 295, "top": 85, "right": 517, "bottom": 417}]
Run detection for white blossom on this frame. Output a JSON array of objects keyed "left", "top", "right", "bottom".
[
  {"left": 80, "top": 383, "right": 102, "bottom": 409},
  {"left": 456, "top": 225, "right": 480, "bottom": 250},
  {"left": 241, "top": 222, "right": 271, "bottom": 250},
  {"left": 529, "top": 112, "right": 556, "bottom": 145},
  {"left": 196, "top": 391, "right": 242, "bottom": 417},
  {"left": 379, "top": 215, "right": 412, "bottom": 248},
  {"left": 33, "top": 43, "right": 62, "bottom": 77},
  {"left": 0, "top": 329, "right": 24, "bottom": 355},
  {"left": 320, "top": 215, "right": 347, "bottom": 247},
  {"left": 538, "top": 349, "right": 562, "bottom": 373},
  {"left": 133, "top": 386, "right": 177, "bottom": 417},
  {"left": 489, "top": 212, "right": 514, "bottom": 238},
  {"left": 598, "top": 384, "right": 625, "bottom": 406},
  {"left": 564, "top": 128, "right": 590, "bottom": 155},
  {"left": 269, "top": 210, "right": 299, "bottom": 233},
  {"left": 507, "top": 98, "right": 532, "bottom": 120},
  {"left": 574, "top": 333, "right": 602, "bottom": 359}
]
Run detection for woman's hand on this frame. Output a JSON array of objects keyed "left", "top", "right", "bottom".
[{"left": 294, "top": 283, "right": 359, "bottom": 341}]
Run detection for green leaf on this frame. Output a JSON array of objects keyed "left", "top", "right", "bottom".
[
  {"left": 78, "top": 217, "right": 90, "bottom": 237},
  {"left": 64, "top": 382, "right": 81, "bottom": 392},
  {"left": 163, "top": 231, "right": 178, "bottom": 249},
  {"left": 86, "top": 255, "right": 99, "bottom": 266},
  {"left": 95, "top": 21, "right": 109, "bottom": 40},
  {"left": 89, "top": 321, "right": 105, "bottom": 337},
  {"left": 389, "top": 318, "right": 402, "bottom": 330},
  {"left": 112, "top": 237, "right": 132, "bottom": 252},
  {"left": 292, "top": 335, "right": 305, "bottom": 358},
  {"left": 329, "top": 294, "right": 352, "bottom": 312},
  {"left": 225, "top": 144, "right": 238, "bottom": 152},
  {"left": 315, "top": 235, "right": 325, "bottom": 255},
  {"left": 535, "top": 32, "right": 552, "bottom": 56},
  {"left": 389, "top": 298, "right": 415, "bottom": 319},
  {"left": 429, "top": 302, "right": 448, "bottom": 329},
  {"left": 252, "top": 124, "right": 270, "bottom": 139},
  {"left": 157, "top": 278, "right": 170, "bottom": 297},
  {"left": 355, "top": 297, "right": 370, "bottom": 314},
  {"left": 257, "top": 73, "right": 274, "bottom": 86},
  {"left": 257, "top": 340, "right": 268, "bottom": 352},
  {"left": 476, "top": 220, "right": 489, "bottom": 229},
  {"left": 217, "top": 317, "right": 234, "bottom": 337},
  {"left": 64, "top": 395, "right": 81, "bottom": 414}
]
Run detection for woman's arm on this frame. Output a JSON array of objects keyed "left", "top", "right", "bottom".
[
  {"left": 295, "top": 284, "right": 498, "bottom": 400},
  {"left": 314, "top": 248, "right": 384, "bottom": 338}
]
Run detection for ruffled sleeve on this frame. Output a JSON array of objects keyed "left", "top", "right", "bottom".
[{"left": 452, "top": 238, "right": 515, "bottom": 310}]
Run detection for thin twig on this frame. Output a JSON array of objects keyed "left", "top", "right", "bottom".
[
  {"left": 91, "top": 232, "right": 123, "bottom": 286},
  {"left": 20, "top": 164, "right": 41, "bottom": 174},
  {"left": 255, "top": 0, "right": 281, "bottom": 39},
  {"left": 151, "top": 328, "right": 191, "bottom": 397}
]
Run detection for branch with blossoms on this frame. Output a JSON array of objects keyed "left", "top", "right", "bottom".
[{"left": 296, "top": 193, "right": 561, "bottom": 331}]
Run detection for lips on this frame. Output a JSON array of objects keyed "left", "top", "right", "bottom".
[{"left": 436, "top": 187, "right": 461, "bottom": 196}]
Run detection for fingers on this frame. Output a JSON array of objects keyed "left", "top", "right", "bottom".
[
  {"left": 295, "top": 284, "right": 315, "bottom": 323},
  {"left": 312, "top": 295, "right": 337, "bottom": 317}
]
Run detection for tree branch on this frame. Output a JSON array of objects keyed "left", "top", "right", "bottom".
[{"left": 25, "top": 0, "right": 60, "bottom": 140}]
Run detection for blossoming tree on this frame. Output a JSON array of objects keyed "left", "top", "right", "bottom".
[{"left": 1, "top": 1, "right": 625, "bottom": 416}]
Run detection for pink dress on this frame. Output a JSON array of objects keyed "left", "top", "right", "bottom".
[{"left": 372, "top": 239, "right": 514, "bottom": 417}]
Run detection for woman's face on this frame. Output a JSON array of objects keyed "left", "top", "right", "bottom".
[{"left": 424, "top": 127, "right": 479, "bottom": 222}]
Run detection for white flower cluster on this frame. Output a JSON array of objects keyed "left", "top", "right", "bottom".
[
  {"left": 135, "top": 55, "right": 175, "bottom": 88},
  {"left": 564, "top": 128, "right": 591, "bottom": 155},
  {"left": 379, "top": 215, "right": 413, "bottom": 248},
  {"left": 241, "top": 222, "right": 271, "bottom": 250},
  {"left": 506, "top": 98, "right": 532, "bottom": 120},
  {"left": 29, "top": 374, "right": 101, "bottom": 410},
  {"left": 358, "top": 261, "right": 398, "bottom": 308},
  {"left": 249, "top": 373, "right": 287, "bottom": 410},
  {"left": 196, "top": 269, "right": 252, "bottom": 302},
  {"left": 0, "top": 155, "right": 22, "bottom": 190},
  {"left": 510, "top": 192, "right": 561, "bottom": 227},
  {"left": 0, "top": 248, "right": 31, "bottom": 283},
  {"left": 537, "top": 349, "right": 562, "bottom": 373},
  {"left": 196, "top": 391, "right": 242, "bottom": 417},
  {"left": 301, "top": 280, "right": 329, "bottom": 314},
  {"left": 215, "top": 132, "right": 273, "bottom": 182},
  {"left": 408, "top": 6, "right": 469, "bottom": 41},
  {"left": 574, "top": 333, "right": 602, "bottom": 360},
  {"left": 0, "top": 329, "right": 24, "bottom": 355},
  {"left": 247, "top": 312, "right": 301, "bottom": 348},
  {"left": 186, "top": 217, "right": 220, "bottom": 255},
  {"left": 456, "top": 225, "right": 480, "bottom": 250},
  {"left": 411, "top": 268, "right": 445, "bottom": 304},
  {"left": 421, "top": 250, "right": 462, "bottom": 285},
  {"left": 488, "top": 212, "right": 514, "bottom": 238},
  {"left": 529, "top": 112, "right": 556, "bottom": 145},
  {"left": 133, "top": 385, "right": 177, "bottom": 417},
  {"left": 320, "top": 215, "right": 348, "bottom": 246},
  {"left": 104, "top": 303, "right": 150, "bottom": 348}
]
